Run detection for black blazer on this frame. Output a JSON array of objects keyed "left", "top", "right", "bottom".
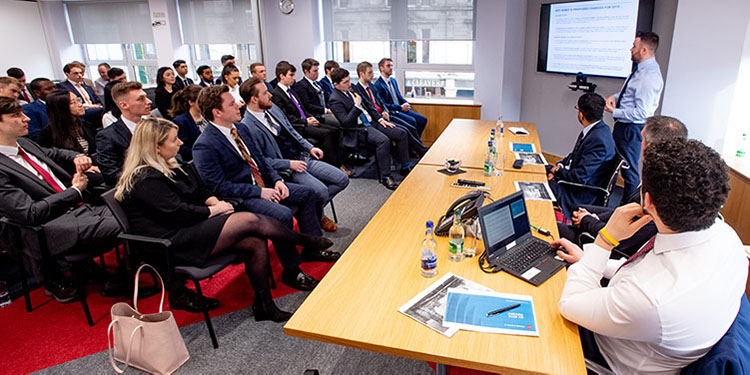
[
  {"left": 329, "top": 88, "right": 371, "bottom": 148},
  {"left": 172, "top": 111, "right": 203, "bottom": 161},
  {"left": 173, "top": 76, "right": 194, "bottom": 91},
  {"left": 351, "top": 83, "right": 384, "bottom": 121},
  {"left": 38, "top": 120, "right": 98, "bottom": 156},
  {"left": 292, "top": 78, "right": 326, "bottom": 117},
  {"left": 96, "top": 119, "right": 132, "bottom": 186},
  {"left": 271, "top": 85, "right": 309, "bottom": 130},
  {"left": 154, "top": 87, "right": 175, "bottom": 119}
]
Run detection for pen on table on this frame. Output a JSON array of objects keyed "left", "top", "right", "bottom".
[{"left": 486, "top": 303, "right": 521, "bottom": 317}]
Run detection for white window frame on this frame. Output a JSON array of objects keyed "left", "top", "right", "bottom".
[
  {"left": 81, "top": 43, "right": 159, "bottom": 87},
  {"left": 189, "top": 43, "right": 262, "bottom": 81}
]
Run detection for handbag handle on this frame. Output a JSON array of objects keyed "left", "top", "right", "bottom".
[
  {"left": 107, "top": 319, "right": 143, "bottom": 374},
  {"left": 133, "top": 263, "right": 166, "bottom": 313}
]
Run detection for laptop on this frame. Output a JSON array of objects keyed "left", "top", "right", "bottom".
[{"left": 477, "top": 191, "right": 565, "bottom": 286}]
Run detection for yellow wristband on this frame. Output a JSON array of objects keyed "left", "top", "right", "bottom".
[{"left": 599, "top": 228, "right": 620, "bottom": 247}]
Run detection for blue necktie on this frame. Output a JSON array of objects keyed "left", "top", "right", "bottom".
[
  {"left": 359, "top": 113, "right": 371, "bottom": 127},
  {"left": 264, "top": 111, "right": 281, "bottom": 134},
  {"left": 388, "top": 78, "right": 399, "bottom": 104}
]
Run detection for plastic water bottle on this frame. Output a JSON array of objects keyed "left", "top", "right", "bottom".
[
  {"left": 484, "top": 141, "right": 494, "bottom": 176},
  {"left": 737, "top": 133, "right": 748, "bottom": 158},
  {"left": 496, "top": 115, "right": 504, "bottom": 139},
  {"left": 449, "top": 208, "right": 465, "bottom": 262},
  {"left": 491, "top": 128, "right": 496, "bottom": 144},
  {"left": 420, "top": 221, "right": 438, "bottom": 277}
]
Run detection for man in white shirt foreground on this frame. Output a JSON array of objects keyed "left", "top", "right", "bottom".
[{"left": 553, "top": 138, "right": 747, "bottom": 374}]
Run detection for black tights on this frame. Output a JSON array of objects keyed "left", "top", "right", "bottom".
[{"left": 210, "top": 212, "right": 326, "bottom": 292}]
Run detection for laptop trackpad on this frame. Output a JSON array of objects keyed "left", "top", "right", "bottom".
[{"left": 520, "top": 267, "right": 541, "bottom": 280}]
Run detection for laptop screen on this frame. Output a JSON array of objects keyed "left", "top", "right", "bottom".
[{"left": 478, "top": 191, "right": 532, "bottom": 259}]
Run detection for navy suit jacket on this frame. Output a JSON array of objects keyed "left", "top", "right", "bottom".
[
  {"left": 172, "top": 111, "right": 202, "bottom": 161},
  {"left": 329, "top": 88, "right": 373, "bottom": 148},
  {"left": 22, "top": 100, "right": 48, "bottom": 140},
  {"left": 173, "top": 76, "right": 194, "bottom": 91},
  {"left": 271, "top": 85, "right": 309, "bottom": 130},
  {"left": 198, "top": 80, "right": 213, "bottom": 88},
  {"left": 57, "top": 81, "right": 102, "bottom": 105},
  {"left": 351, "top": 83, "right": 385, "bottom": 121},
  {"left": 192, "top": 122, "right": 282, "bottom": 200},
  {"left": 240, "top": 105, "right": 314, "bottom": 171},
  {"left": 318, "top": 76, "right": 333, "bottom": 104},
  {"left": 553, "top": 121, "right": 616, "bottom": 216},
  {"left": 374, "top": 76, "right": 407, "bottom": 112},
  {"left": 292, "top": 78, "right": 326, "bottom": 117},
  {"left": 95, "top": 119, "right": 131, "bottom": 186}
]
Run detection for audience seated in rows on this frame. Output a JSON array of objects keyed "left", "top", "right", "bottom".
[
  {"left": 328, "top": 68, "right": 409, "bottom": 190},
  {"left": 250, "top": 62, "right": 274, "bottom": 92},
  {"left": 154, "top": 66, "right": 177, "bottom": 120},
  {"left": 56, "top": 62, "right": 103, "bottom": 126},
  {"left": 22, "top": 78, "right": 56, "bottom": 140},
  {"left": 239, "top": 77, "right": 349, "bottom": 233},
  {"left": 554, "top": 138, "right": 747, "bottom": 374},
  {"left": 197, "top": 65, "right": 215, "bottom": 88},
  {"left": 172, "top": 59, "right": 194, "bottom": 91},
  {"left": 318, "top": 60, "right": 338, "bottom": 103},
  {"left": 94, "top": 62, "right": 110, "bottom": 98},
  {"left": 291, "top": 58, "right": 341, "bottom": 129},
  {"left": 39, "top": 90, "right": 98, "bottom": 158},
  {"left": 170, "top": 84, "right": 207, "bottom": 161},
  {"left": 0, "top": 97, "right": 120, "bottom": 302},
  {"left": 96, "top": 81, "right": 152, "bottom": 186},
  {"left": 192, "top": 85, "right": 341, "bottom": 291},
  {"left": 373, "top": 58, "right": 427, "bottom": 137},
  {"left": 115, "top": 117, "right": 333, "bottom": 319},
  {"left": 273, "top": 61, "right": 346, "bottom": 174},
  {"left": 6, "top": 67, "right": 35, "bottom": 105},
  {"left": 546, "top": 93, "right": 616, "bottom": 218}
]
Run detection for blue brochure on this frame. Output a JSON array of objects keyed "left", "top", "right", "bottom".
[
  {"left": 510, "top": 143, "right": 536, "bottom": 153},
  {"left": 443, "top": 289, "right": 539, "bottom": 336}
]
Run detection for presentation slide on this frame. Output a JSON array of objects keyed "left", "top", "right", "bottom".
[{"left": 546, "top": 0, "right": 638, "bottom": 78}]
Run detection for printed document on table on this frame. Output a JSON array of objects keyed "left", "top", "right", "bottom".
[
  {"left": 443, "top": 289, "right": 539, "bottom": 336},
  {"left": 508, "top": 127, "right": 529, "bottom": 135},
  {"left": 509, "top": 143, "right": 536, "bottom": 153}
]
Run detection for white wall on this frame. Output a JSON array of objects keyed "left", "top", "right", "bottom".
[
  {"left": 661, "top": 0, "right": 750, "bottom": 154},
  {"left": 0, "top": 1, "right": 56, "bottom": 80},
  {"left": 259, "top": 0, "right": 322, "bottom": 71},
  {"left": 519, "top": 0, "right": 678, "bottom": 157}
]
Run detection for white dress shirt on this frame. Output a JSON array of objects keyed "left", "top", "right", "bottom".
[
  {"left": 210, "top": 122, "right": 258, "bottom": 185},
  {"left": 559, "top": 220, "right": 748, "bottom": 374},
  {"left": 0, "top": 144, "right": 78, "bottom": 195},
  {"left": 612, "top": 57, "right": 663, "bottom": 124},
  {"left": 68, "top": 79, "right": 93, "bottom": 106},
  {"left": 227, "top": 84, "right": 243, "bottom": 104},
  {"left": 121, "top": 116, "right": 139, "bottom": 134},
  {"left": 249, "top": 110, "right": 278, "bottom": 136},
  {"left": 94, "top": 77, "right": 108, "bottom": 97}
]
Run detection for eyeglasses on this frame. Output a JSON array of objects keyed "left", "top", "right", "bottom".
[{"left": 70, "top": 98, "right": 83, "bottom": 104}]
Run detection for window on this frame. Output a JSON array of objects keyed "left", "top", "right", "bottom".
[
  {"left": 82, "top": 43, "right": 158, "bottom": 86},
  {"left": 189, "top": 44, "right": 259, "bottom": 81},
  {"left": 324, "top": 0, "right": 476, "bottom": 98}
]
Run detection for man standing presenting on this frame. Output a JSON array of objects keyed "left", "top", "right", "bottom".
[{"left": 605, "top": 31, "right": 663, "bottom": 200}]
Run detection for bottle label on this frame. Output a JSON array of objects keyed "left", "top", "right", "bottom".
[
  {"left": 449, "top": 238, "right": 463, "bottom": 254},
  {"left": 421, "top": 254, "right": 437, "bottom": 270}
]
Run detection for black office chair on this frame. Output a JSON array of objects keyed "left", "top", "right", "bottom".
[
  {"left": 557, "top": 153, "right": 629, "bottom": 208},
  {"left": 102, "top": 188, "right": 245, "bottom": 349},
  {"left": 0, "top": 216, "right": 114, "bottom": 326}
]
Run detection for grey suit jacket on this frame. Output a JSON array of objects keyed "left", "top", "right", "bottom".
[{"left": 239, "top": 104, "right": 314, "bottom": 171}]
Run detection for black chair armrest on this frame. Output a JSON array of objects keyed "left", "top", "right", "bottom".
[
  {"left": 557, "top": 180, "right": 610, "bottom": 197},
  {"left": 117, "top": 233, "right": 172, "bottom": 247},
  {"left": 0, "top": 217, "right": 43, "bottom": 233}
]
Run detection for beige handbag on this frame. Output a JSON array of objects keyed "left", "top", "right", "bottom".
[{"left": 107, "top": 264, "right": 190, "bottom": 374}]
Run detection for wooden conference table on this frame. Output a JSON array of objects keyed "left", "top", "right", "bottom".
[
  {"left": 419, "top": 119, "right": 547, "bottom": 175},
  {"left": 285, "top": 156, "right": 586, "bottom": 373}
]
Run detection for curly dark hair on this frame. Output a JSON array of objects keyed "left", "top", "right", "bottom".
[{"left": 642, "top": 139, "right": 729, "bottom": 232}]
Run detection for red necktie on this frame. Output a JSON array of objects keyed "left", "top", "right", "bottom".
[
  {"left": 17, "top": 147, "right": 64, "bottom": 193},
  {"left": 615, "top": 235, "right": 656, "bottom": 274},
  {"left": 366, "top": 87, "right": 382, "bottom": 113},
  {"left": 229, "top": 128, "right": 265, "bottom": 187},
  {"left": 22, "top": 90, "right": 31, "bottom": 103}
]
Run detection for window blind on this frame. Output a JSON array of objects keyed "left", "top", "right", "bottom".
[
  {"left": 65, "top": 1, "right": 154, "bottom": 44},
  {"left": 177, "top": 0, "right": 260, "bottom": 44}
]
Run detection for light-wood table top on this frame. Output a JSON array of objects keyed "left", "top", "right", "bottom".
[
  {"left": 418, "top": 119, "right": 547, "bottom": 175},
  {"left": 285, "top": 165, "right": 585, "bottom": 375}
]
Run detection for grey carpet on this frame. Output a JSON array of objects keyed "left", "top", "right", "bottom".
[{"left": 35, "top": 177, "right": 434, "bottom": 374}]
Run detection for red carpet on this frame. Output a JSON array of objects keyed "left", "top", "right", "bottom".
[{"left": 0, "top": 243, "right": 334, "bottom": 374}]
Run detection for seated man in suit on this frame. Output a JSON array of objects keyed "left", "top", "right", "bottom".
[
  {"left": 558, "top": 115, "right": 687, "bottom": 258},
  {"left": 272, "top": 61, "right": 346, "bottom": 174},
  {"left": 22, "top": 78, "right": 56, "bottom": 140},
  {"left": 318, "top": 60, "right": 339, "bottom": 104},
  {"left": 6, "top": 67, "right": 35, "bottom": 104},
  {"left": 239, "top": 77, "right": 349, "bottom": 233},
  {"left": 546, "top": 93, "right": 615, "bottom": 218},
  {"left": 93, "top": 63, "right": 110, "bottom": 98},
  {"left": 192, "top": 85, "right": 340, "bottom": 291},
  {"left": 214, "top": 55, "right": 241, "bottom": 85},
  {"left": 328, "top": 68, "right": 410, "bottom": 190},
  {"left": 554, "top": 138, "right": 747, "bottom": 374},
  {"left": 102, "top": 68, "right": 127, "bottom": 127},
  {"left": 292, "top": 58, "right": 341, "bottom": 129},
  {"left": 0, "top": 76, "right": 22, "bottom": 101},
  {"left": 172, "top": 59, "right": 194, "bottom": 91},
  {"left": 250, "top": 62, "right": 274, "bottom": 92},
  {"left": 353, "top": 61, "right": 428, "bottom": 157},
  {"left": 57, "top": 62, "right": 103, "bottom": 126},
  {"left": 374, "top": 58, "right": 427, "bottom": 137},
  {"left": 96, "top": 81, "right": 152, "bottom": 186},
  {"left": 0, "top": 97, "right": 120, "bottom": 302},
  {"left": 196, "top": 65, "right": 215, "bottom": 88}
]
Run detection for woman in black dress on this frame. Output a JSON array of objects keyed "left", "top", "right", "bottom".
[
  {"left": 39, "top": 90, "right": 98, "bottom": 156},
  {"left": 115, "top": 118, "right": 332, "bottom": 322},
  {"left": 154, "top": 66, "right": 176, "bottom": 120}
]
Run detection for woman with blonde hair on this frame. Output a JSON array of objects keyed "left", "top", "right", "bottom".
[{"left": 115, "top": 117, "right": 332, "bottom": 321}]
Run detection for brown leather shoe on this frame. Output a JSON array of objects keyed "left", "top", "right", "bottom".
[
  {"left": 339, "top": 166, "right": 353, "bottom": 177},
  {"left": 320, "top": 215, "right": 337, "bottom": 232}
]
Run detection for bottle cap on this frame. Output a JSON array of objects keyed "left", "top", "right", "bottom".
[{"left": 426, "top": 221, "right": 434, "bottom": 228}]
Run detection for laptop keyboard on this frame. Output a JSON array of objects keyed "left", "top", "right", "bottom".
[{"left": 503, "top": 239, "right": 552, "bottom": 272}]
